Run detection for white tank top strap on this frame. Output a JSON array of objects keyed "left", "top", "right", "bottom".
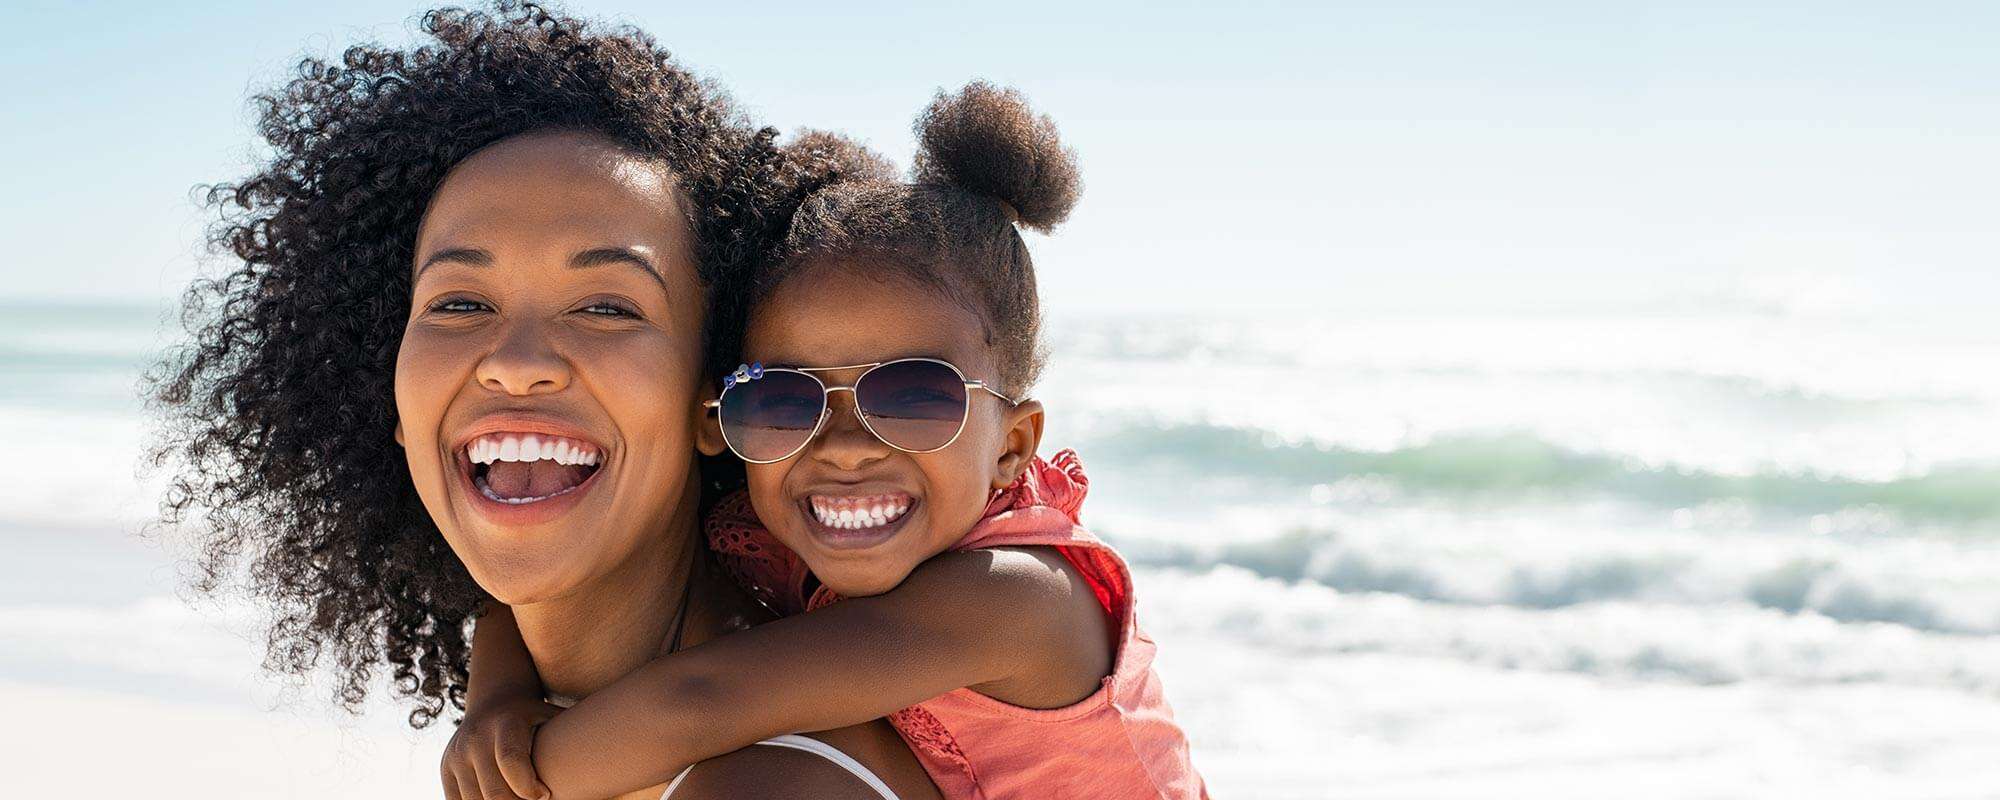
[{"left": 658, "top": 734, "right": 901, "bottom": 799}]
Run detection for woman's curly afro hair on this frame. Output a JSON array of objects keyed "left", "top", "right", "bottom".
[
  {"left": 147, "top": 1, "right": 856, "bottom": 727},
  {"left": 771, "top": 81, "right": 1082, "bottom": 395}
]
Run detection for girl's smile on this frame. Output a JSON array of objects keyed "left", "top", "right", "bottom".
[
  {"left": 798, "top": 490, "right": 921, "bottom": 551},
  {"left": 806, "top": 493, "right": 914, "bottom": 531}
]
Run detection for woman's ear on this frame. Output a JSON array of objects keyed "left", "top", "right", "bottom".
[
  {"left": 694, "top": 384, "right": 728, "bottom": 457},
  {"left": 992, "top": 399, "right": 1045, "bottom": 490}
]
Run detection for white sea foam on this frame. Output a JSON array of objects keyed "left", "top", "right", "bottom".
[
  {"left": 1134, "top": 566, "right": 2000, "bottom": 693},
  {"left": 1146, "top": 624, "right": 2000, "bottom": 799},
  {"left": 0, "top": 406, "right": 160, "bottom": 529},
  {"left": 1042, "top": 312, "right": 2000, "bottom": 481},
  {"left": 1099, "top": 500, "right": 2000, "bottom": 632}
]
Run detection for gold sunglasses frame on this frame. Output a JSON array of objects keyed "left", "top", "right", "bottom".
[{"left": 702, "top": 357, "right": 1021, "bottom": 464}]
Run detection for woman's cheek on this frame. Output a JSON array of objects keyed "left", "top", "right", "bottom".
[
  {"left": 394, "top": 331, "right": 446, "bottom": 401},
  {"left": 591, "top": 332, "right": 700, "bottom": 427},
  {"left": 392, "top": 329, "right": 473, "bottom": 479}
]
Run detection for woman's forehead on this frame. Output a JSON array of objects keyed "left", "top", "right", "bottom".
[
  {"left": 450, "top": 129, "right": 675, "bottom": 187},
  {"left": 417, "top": 132, "right": 690, "bottom": 267}
]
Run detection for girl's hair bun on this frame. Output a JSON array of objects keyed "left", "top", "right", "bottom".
[{"left": 911, "top": 81, "right": 1081, "bottom": 233}]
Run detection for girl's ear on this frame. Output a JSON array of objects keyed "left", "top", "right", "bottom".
[
  {"left": 694, "top": 384, "right": 728, "bottom": 457},
  {"left": 993, "top": 399, "right": 1045, "bottom": 490}
]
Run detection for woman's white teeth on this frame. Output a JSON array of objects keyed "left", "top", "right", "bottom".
[
  {"left": 466, "top": 433, "right": 601, "bottom": 466},
  {"left": 809, "top": 496, "right": 912, "bottom": 530},
  {"left": 475, "top": 478, "right": 580, "bottom": 505}
]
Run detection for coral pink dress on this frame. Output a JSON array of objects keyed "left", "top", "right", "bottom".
[{"left": 707, "top": 450, "right": 1208, "bottom": 799}]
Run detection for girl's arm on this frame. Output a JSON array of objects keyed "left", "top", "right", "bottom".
[
  {"left": 466, "top": 600, "right": 544, "bottom": 705},
  {"left": 532, "top": 545, "right": 1112, "bottom": 800},
  {"left": 444, "top": 601, "right": 561, "bottom": 800}
]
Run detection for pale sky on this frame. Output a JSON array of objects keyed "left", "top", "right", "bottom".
[{"left": 3, "top": 1, "right": 1996, "bottom": 315}]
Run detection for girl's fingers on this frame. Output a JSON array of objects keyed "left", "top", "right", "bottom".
[
  {"left": 441, "top": 760, "right": 466, "bottom": 800},
  {"left": 470, "top": 747, "right": 527, "bottom": 800},
  {"left": 494, "top": 731, "right": 550, "bottom": 800}
]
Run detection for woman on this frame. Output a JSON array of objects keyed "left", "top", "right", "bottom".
[{"left": 150, "top": 4, "right": 938, "bottom": 798}]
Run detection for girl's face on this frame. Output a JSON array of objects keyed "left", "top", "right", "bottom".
[
  {"left": 714, "top": 265, "right": 1044, "bottom": 597},
  {"left": 395, "top": 131, "right": 709, "bottom": 605}
]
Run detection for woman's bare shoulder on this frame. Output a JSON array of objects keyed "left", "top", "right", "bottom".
[{"left": 668, "top": 719, "right": 941, "bottom": 800}]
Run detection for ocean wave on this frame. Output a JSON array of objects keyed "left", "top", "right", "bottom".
[
  {"left": 1045, "top": 312, "right": 2000, "bottom": 408},
  {"left": 1132, "top": 566, "right": 2000, "bottom": 695},
  {"left": 0, "top": 346, "right": 152, "bottom": 373},
  {"left": 1114, "top": 527, "right": 2000, "bottom": 635},
  {"left": 1083, "top": 423, "right": 2000, "bottom": 521}
]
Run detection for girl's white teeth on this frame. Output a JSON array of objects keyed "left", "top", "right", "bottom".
[
  {"left": 465, "top": 433, "right": 602, "bottom": 466},
  {"left": 809, "top": 496, "right": 912, "bottom": 529}
]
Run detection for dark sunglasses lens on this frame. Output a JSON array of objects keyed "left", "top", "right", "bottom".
[
  {"left": 855, "top": 360, "right": 969, "bottom": 452},
  {"left": 719, "top": 371, "right": 824, "bottom": 461}
]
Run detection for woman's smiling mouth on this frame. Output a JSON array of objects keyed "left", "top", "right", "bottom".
[
  {"left": 451, "top": 417, "right": 611, "bottom": 526},
  {"left": 467, "top": 433, "right": 603, "bottom": 504}
]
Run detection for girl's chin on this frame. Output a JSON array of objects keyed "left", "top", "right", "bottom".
[{"left": 809, "top": 564, "right": 913, "bottom": 599}]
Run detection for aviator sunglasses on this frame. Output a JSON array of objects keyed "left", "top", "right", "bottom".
[{"left": 703, "top": 357, "right": 1021, "bottom": 464}]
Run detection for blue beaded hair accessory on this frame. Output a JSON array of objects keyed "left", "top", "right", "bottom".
[{"left": 722, "top": 362, "right": 764, "bottom": 389}]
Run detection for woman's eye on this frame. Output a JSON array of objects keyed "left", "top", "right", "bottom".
[
  {"left": 580, "top": 302, "right": 639, "bottom": 318},
  {"left": 429, "top": 298, "right": 490, "bottom": 314}
]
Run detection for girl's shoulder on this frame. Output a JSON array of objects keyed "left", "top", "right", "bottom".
[{"left": 923, "top": 546, "right": 1118, "bottom": 710}]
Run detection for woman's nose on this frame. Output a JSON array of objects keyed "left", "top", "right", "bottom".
[{"left": 474, "top": 320, "right": 571, "bottom": 396}]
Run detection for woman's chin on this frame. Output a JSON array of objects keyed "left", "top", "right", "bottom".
[
  {"left": 447, "top": 523, "right": 604, "bottom": 605},
  {"left": 469, "top": 561, "right": 587, "bottom": 607}
]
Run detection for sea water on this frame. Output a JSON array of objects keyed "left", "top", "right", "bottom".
[{"left": 3, "top": 300, "right": 1997, "bottom": 797}]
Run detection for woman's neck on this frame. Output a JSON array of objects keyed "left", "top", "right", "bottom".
[{"left": 510, "top": 483, "right": 703, "bottom": 701}]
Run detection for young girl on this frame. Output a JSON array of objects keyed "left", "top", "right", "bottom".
[{"left": 449, "top": 82, "right": 1206, "bottom": 800}]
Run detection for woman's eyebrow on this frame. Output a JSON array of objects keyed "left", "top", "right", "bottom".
[
  {"left": 413, "top": 245, "right": 667, "bottom": 293},
  {"left": 415, "top": 246, "right": 494, "bottom": 277},
  {"left": 569, "top": 246, "right": 666, "bottom": 293}
]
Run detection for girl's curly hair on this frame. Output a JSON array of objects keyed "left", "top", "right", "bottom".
[
  {"left": 147, "top": 1, "right": 860, "bottom": 727},
  {"left": 770, "top": 81, "right": 1082, "bottom": 395}
]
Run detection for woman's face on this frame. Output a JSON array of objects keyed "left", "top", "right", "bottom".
[{"left": 395, "top": 130, "right": 707, "bottom": 605}]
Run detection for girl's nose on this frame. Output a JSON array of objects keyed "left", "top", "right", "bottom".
[
  {"left": 808, "top": 391, "right": 891, "bottom": 470},
  {"left": 474, "top": 321, "right": 571, "bottom": 396}
]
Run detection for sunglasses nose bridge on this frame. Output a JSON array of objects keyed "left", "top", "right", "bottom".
[
  {"left": 822, "top": 385, "right": 858, "bottom": 415},
  {"left": 801, "top": 385, "right": 856, "bottom": 433}
]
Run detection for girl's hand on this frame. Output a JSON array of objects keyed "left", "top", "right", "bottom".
[{"left": 441, "top": 695, "right": 562, "bottom": 800}]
